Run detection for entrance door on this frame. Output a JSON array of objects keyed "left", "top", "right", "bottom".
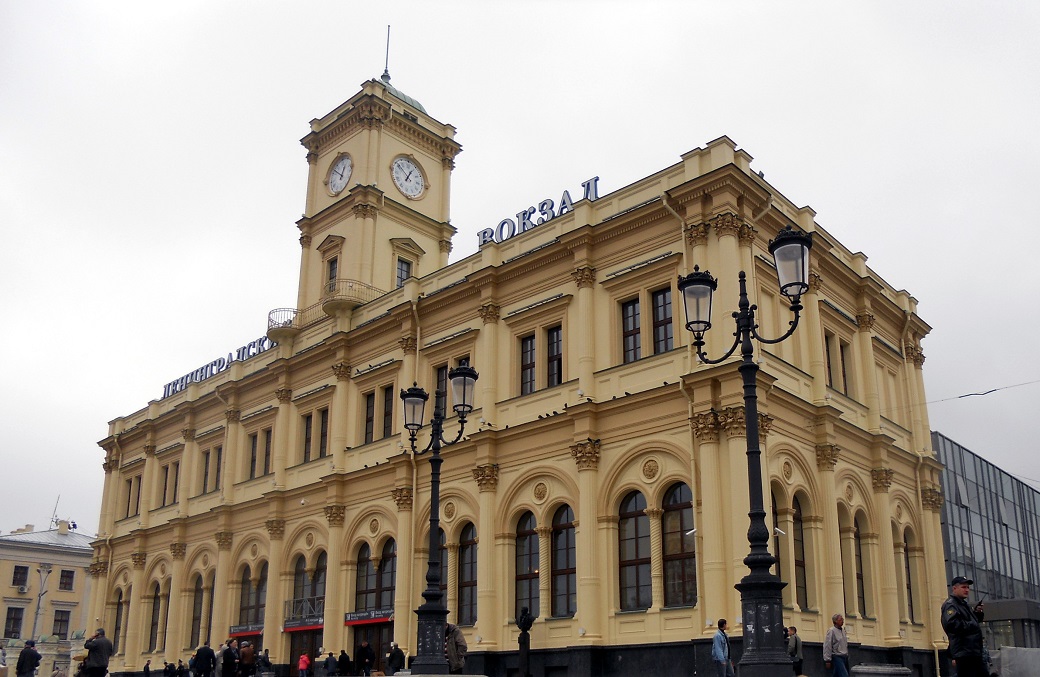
[
  {"left": 353, "top": 622, "right": 394, "bottom": 673},
  {"left": 289, "top": 630, "right": 324, "bottom": 677}
]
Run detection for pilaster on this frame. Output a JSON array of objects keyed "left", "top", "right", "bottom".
[{"left": 570, "top": 438, "right": 602, "bottom": 640}]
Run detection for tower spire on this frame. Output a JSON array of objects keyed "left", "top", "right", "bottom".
[{"left": 381, "top": 25, "right": 391, "bottom": 83}]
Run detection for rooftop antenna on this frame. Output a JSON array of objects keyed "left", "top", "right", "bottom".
[
  {"left": 49, "top": 495, "right": 60, "bottom": 527},
  {"left": 381, "top": 25, "right": 391, "bottom": 83}
]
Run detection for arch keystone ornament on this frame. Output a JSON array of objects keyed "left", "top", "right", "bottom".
[{"left": 570, "top": 438, "right": 601, "bottom": 470}]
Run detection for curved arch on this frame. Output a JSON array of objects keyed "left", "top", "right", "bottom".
[
  {"left": 143, "top": 555, "right": 172, "bottom": 588},
  {"left": 768, "top": 445, "right": 822, "bottom": 501},
  {"left": 230, "top": 531, "right": 270, "bottom": 567},
  {"left": 495, "top": 464, "right": 579, "bottom": 534},
  {"left": 343, "top": 505, "right": 398, "bottom": 555},
  {"left": 595, "top": 439, "right": 692, "bottom": 518}
]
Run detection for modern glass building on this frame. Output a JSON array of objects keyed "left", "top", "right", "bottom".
[{"left": 933, "top": 431, "right": 1040, "bottom": 648}]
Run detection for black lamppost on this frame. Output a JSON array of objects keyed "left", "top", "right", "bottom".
[
  {"left": 29, "top": 563, "right": 52, "bottom": 642},
  {"left": 400, "top": 365, "right": 479, "bottom": 675},
  {"left": 677, "top": 225, "right": 812, "bottom": 677}
]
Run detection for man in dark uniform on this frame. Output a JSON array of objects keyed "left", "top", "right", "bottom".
[
  {"left": 194, "top": 641, "right": 217, "bottom": 677},
  {"left": 940, "top": 576, "right": 987, "bottom": 677},
  {"left": 16, "top": 640, "right": 42, "bottom": 677}
]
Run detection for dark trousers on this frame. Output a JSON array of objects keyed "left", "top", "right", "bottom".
[
  {"left": 792, "top": 658, "right": 803, "bottom": 674},
  {"left": 953, "top": 655, "right": 989, "bottom": 677}
]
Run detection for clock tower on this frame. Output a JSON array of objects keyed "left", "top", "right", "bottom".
[{"left": 293, "top": 73, "right": 461, "bottom": 319}]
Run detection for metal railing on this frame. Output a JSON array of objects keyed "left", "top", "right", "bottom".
[
  {"left": 268, "top": 280, "right": 386, "bottom": 333},
  {"left": 323, "top": 278, "right": 386, "bottom": 307},
  {"left": 284, "top": 595, "right": 325, "bottom": 621}
]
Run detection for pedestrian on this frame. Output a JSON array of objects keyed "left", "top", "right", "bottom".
[
  {"left": 195, "top": 642, "right": 217, "bottom": 677},
  {"left": 941, "top": 576, "right": 988, "bottom": 677},
  {"left": 445, "top": 624, "right": 467, "bottom": 675},
  {"left": 144, "top": 659, "right": 152, "bottom": 677},
  {"left": 823, "top": 613, "right": 850, "bottom": 677},
  {"left": 240, "top": 642, "right": 256, "bottom": 677},
  {"left": 177, "top": 660, "right": 187, "bottom": 677},
  {"left": 16, "top": 640, "right": 42, "bottom": 677},
  {"left": 322, "top": 652, "right": 336, "bottom": 677},
  {"left": 386, "top": 643, "right": 405, "bottom": 676},
  {"left": 297, "top": 652, "right": 311, "bottom": 677},
  {"left": 222, "top": 640, "right": 239, "bottom": 677},
  {"left": 355, "top": 642, "right": 375, "bottom": 677},
  {"left": 711, "top": 619, "right": 735, "bottom": 677},
  {"left": 336, "top": 650, "right": 350, "bottom": 677},
  {"left": 163, "top": 661, "right": 175, "bottom": 677},
  {"left": 83, "top": 629, "right": 114, "bottom": 677},
  {"left": 788, "top": 626, "right": 803, "bottom": 675}
]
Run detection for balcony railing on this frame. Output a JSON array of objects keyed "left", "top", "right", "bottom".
[
  {"left": 284, "top": 595, "right": 325, "bottom": 622},
  {"left": 268, "top": 280, "right": 386, "bottom": 335},
  {"left": 323, "top": 278, "right": 386, "bottom": 307}
]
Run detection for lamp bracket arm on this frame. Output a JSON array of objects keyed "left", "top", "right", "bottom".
[
  {"left": 750, "top": 304, "right": 803, "bottom": 345},
  {"left": 695, "top": 333, "right": 741, "bottom": 365},
  {"left": 444, "top": 417, "right": 468, "bottom": 446}
]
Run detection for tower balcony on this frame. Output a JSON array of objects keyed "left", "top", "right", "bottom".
[{"left": 322, "top": 278, "right": 385, "bottom": 316}]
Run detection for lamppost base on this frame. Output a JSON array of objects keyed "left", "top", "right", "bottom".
[
  {"left": 411, "top": 604, "right": 449, "bottom": 675},
  {"left": 734, "top": 576, "right": 791, "bottom": 676}
]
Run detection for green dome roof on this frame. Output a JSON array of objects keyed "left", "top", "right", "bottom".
[{"left": 381, "top": 71, "right": 427, "bottom": 114}]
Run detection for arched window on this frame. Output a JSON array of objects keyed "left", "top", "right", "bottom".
[
  {"left": 112, "top": 590, "right": 124, "bottom": 654},
  {"left": 619, "top": 491, "right": 651, "bottom": 610},
  {"left": 551, "top": 505, "right": 576, "bottom": 617},
  {"left": 311, "top": 551, "right": 327, "bottom": 598},
  {"left": 377, "top": 540, "right": 397, "bottom": 609},
  {"left": 903, "top": 532, "right": 915, "bottom": 622},
  {"left": 355, "top": 544, "right": 375, "bottom": 610},
  {"left": 256, "top": 562, "right": 268, "bottom": 624},
  {"left": 854, "top": 516, "right": 868, "bottom": 616},
  {"left": 189, "top": 575, "right": 204, "bottom": 648},
  {"left": 293, "top": 555, "right": 308, "bottom": 599},
  {"left": 458, "top": 523, "right": 478, "bottom": 625},
  {"left": 515, "top": 512, "right": 539, "bottom": 619},
  {"left": 239, "top": 565, "right": 254, "bottom": 624},
  {"left": 662, "top": 482, "right": 697, "bottom": 607},
  {"left": 792, "top": 496, "right": 809, "bottom": 609},
  {"left": 238, "top": 563, "right": 267, "bottom": 625},
  {"left": 148, "top": 582, "right": 162, "bottom": 652}
]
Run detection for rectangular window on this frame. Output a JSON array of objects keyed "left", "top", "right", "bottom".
[
  {"left": 651, "top": 287, "right": 673, "bottom": 354},
  {"left": 839, "top": 342, "right": 851, "bottom": 394},
  {"left": 435, "top": 365, "right": 449, "bottom": 416},
  {"left": 318, "top": 408, "right": 329, "bottom": 458},
  {"left": 262, "top": 431, "right": 272, "bottom": 475},
  {"left": 214, "top": 446, "right": 223, "bottom": 490},
  {"left": 134, "top": 475, "right": 141, "bottom": 515},
  {"left": 825, "top": 332, "right": 835, "bottom": 387},
  {"left": 4, "top": 607, "right": 23, "bottom": 639},
  {"left": 382, "top": 386, "right": 394, "bottom": 438},
  {"left": 52, "top": 609, "right": 71, "bottom": 640},
  {"left": 396, "top": 258, "right": 412, "bottom": 288},
  {"left": 249, "top": 433, "right": 259, "bottom": 479},
  {"left": 327, "top": 257, "right": 338, "bottom": 290},
  {"left": 12, "top": 566, "right": 29, "bottom": 587},
  {"left": 622, "top": 298, "right": 641, "bottom": 363},
  {"left": 125, "top": 479, "right": 134, "bottom": 517},
  {"left": 364, "top": 392, "right": 376, "bottom": 444},
  {"left": 171, "top": 462, "right": 180, "bottom": 504},
  {"left": 302, "top": 413, "right": 313, "bottom": 463},
  {"left": 201, "top": 450, "right": 211, "bottom": 494},
  {"left": 59, "top": 569, "right": 75, "bottom": 592},
  {"left": 547, "top": 325, "right": 563, "bottom": 387},
  {"left": 160, "top": 465, "right": 170, "bottom": 507},
  {"left": 520, "top": 334, "right": 536, "bottom": 395}
]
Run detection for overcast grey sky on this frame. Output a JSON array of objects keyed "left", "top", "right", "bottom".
[{"left": 3, "top": 2, "right": 1039, "bottom": 537}]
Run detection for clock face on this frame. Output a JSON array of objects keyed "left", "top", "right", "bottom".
[
  {"left": 327, "top": 155, "right": 352, "bottom": 194},
  {"left": 391, "top": 157, "right": 425, "bottom": 198}
]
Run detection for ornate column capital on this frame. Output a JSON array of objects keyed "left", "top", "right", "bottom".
[
  {"left": 738, "top": 223, "right": 757, "bottom": 245},
  {"left": 441, "top": 157, "right": 456, "bottom": 171},
  {"left": 477, "top": 303, "right": 500, "bottom": 324},
  {"left": 398, "top": 335, "right": 418, "bottom": 353},
  {"left": 856, "top": 313, "right": 876, "bottom": 331},
  {"left": 921, "top": 487, "right": 945, "bottom": 511},
  {"left": 353, "top": 203, "right": 378, "bottom": 220},
  {"left": 718, "top": 406, "right": 747, "bottom": 438},
  {"left": 808, "top": 271, "right": 823, "bottom": 293},
  {"left": 644, "top": 507, "right": 664, "bottom": 520},
  {"left": 265, "top": 519, "right": 286, "bottom": 540},
  {"left": 182, "top": 428, "right": 196, "bottom": 442},
  {"left": 143, "top": 444, "right": 157, "bottom": 456},
  {"left": 87, "top": 561, "right": 109, "bottom": 578},
  {"left": 225, "top": 408, "right": 241, "bottom": 423},
  {"left": 332, "top": 362, "right": 351, "bottom": 381},
  {"left": 570, "top": 438, "right": 601, "bottom": 470},
  {"left": 535, "top": 526, "right": 552, "bottom": 539},
  {"left": 905, "top": 344, "right": 926, "bottom": 368},
  {"left": 275, "top": 388, "right": 293, "bottom": 403},
  {"left": 571, "top": 266, "right": 597, "bottom": 288},
  {"left": 130, "top": 552, "right": 147, "bottom": 569},
  {"left": 300, "top": 234, "right": 312, "bottom": 248},
  {"left": 691, "top": 411, "right": 720, "bottom": 442},
  {"left": 439, "top": 239, "right": 453, "bottom": 254},
  {"left": 392, "top": 487, "right": 414, "bottom": 511},
  {"left": 815, "top": 444, "right": 841, "bottom": 470},
  {"left": 102, "top": 460, "right": 119, "bottom": 473},
  {"left": 684, "top": 222, "right": 710, "bottom": 246},
  {"left": 871, "top": 467, "right": 894, "bottom": 493},
  {"left": 215, "top": 531, "right": 234, "bottom": 550},
  {"left": 324, "top": 505, "right": 346, "bottom": 527},
  {"left": 709, "top": 212, "right": 743, "bottom": 238},
  {"left": 472, "top": 464, "right": 500, "bottom": 492},
  {"left": 758, "top": 413, "right": 774, "bottom": 438},
  {"left": 170, "top": 543, "right": 187, "bottom": 560},
  {"left": 305, "top": 151, "right": 318, "bottom": 166}
]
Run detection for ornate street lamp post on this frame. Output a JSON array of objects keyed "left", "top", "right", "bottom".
[
  {"left": 400, "top": 366, "right": 479, "bottom": 675},
  {"left": 677, "top": 225, "right": 812, "bottom": 677},
  {"left": 30, "top": 563, "right": 52, "bottom": 642}
]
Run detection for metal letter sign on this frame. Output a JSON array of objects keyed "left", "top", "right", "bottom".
[{"left": 477, "top": 177, "right": 599, "bottom": 247}]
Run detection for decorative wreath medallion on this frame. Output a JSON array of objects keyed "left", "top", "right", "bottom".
[
  {"left": 369, "top": 518, "right": 379, "bottom": 535},
  {"left": 251, "top": 544, "right": 259, "bottom": 558},
  {"left": 895, "top": 503, "right": 903, "bottom": 520},
  {"left": 305, "top": 532, "right": 314, "bottom": 547},
  {"left": 122, "top": 571, "right": 129, "bottom": 585},
  {"left": 642, "top": 459, "right": 660, "bottom": 481},
  {"left": 845, "top": 484, "right": 854, "bottom": 502},
  {"left": 533, "top": 482, "right": 548, "bottom": 502},
  {"left": 159, "top": 563, "right": 167, "bottom": 576},
  {"left": 782, "top": 460, "right": 793, "bottom": 481},
  {"left": 444, "top": 501, "right": 456, "bottom": 520},
  {"left": 202, "top": 554, "right": 209, "bottom": 568}
]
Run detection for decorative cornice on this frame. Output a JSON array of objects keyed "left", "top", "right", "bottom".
[
  {"left": 684, "top": 223, "right": 710, "bottom": 246},
  {"left": 353, "top": 203, "right": 378, "bottom": 220},
  {"left": 275, "top": 388, "right": 293, "bottom": 403},
  {"left": 392, "top": 487, "right": 414, "bottom": 511},
  {"left": 871, "top": 467, "right": 894, "bottom": 492},
  {"left": 170, "top": 543, "right": 187, "bottom": 560},
  {"left": 130, "top": 552, "right": 147, "bottom": 569},
  {"left": 398, "top": 335, "right": 418, "bottom": 353},
  {"left": 921, "top": 487, "right": 945, "bottom": 511},
  {"left": 472, "top": 464, "right": 500, "bottom": 492},
  {"left": 225, "top": 408, "right": 241, "bottom": 423},
  {"left": 571, "top": 266, "right": 597, "bottom": 288},
  {"left": 215, "top": 531, "right": 234, "bottom": 550},
  {"left": 709, "top": 212, "right": 743, "bottom": 238},
  {"left": 905, "top": 344, "right": 926, "bottom": 368},
  {"left": 808, "top": 271, "right": 823, "bottom": 293},
  {"left": 181, "top": 428, "right": 196, "bottom": 442},
  {"left": 324, "top": 504, "right": 346, "bottom": 527},
  {"left": 690, "top": 411, "right": 720, "bottom": 442},
  {"left": 856, "top": 313, "right": 876, "bottom": 331},
  {"left": 477, "top": 303, "right": 500, "bottom": 324},
  {"left": 265, "top": 519, "right": 286, "bottom": 540},
  {"left": 570, "top": 438, "right": 601, "bottom": 470},
  {"left": 332, "top": 362, "right": 351, "bottom": 381},
  {"left": 300, "top": 234, "right": 312, "bottom": 248},
  {"left": 87, "top": 561, "right": 109, "bottom": 578},
  {"left": 815, "top": 444, "right": 841, "bottom": 471}
]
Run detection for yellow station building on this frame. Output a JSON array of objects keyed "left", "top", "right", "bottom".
[{"left": 89, "top": 74, "right": 948, "bottom": 676}]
